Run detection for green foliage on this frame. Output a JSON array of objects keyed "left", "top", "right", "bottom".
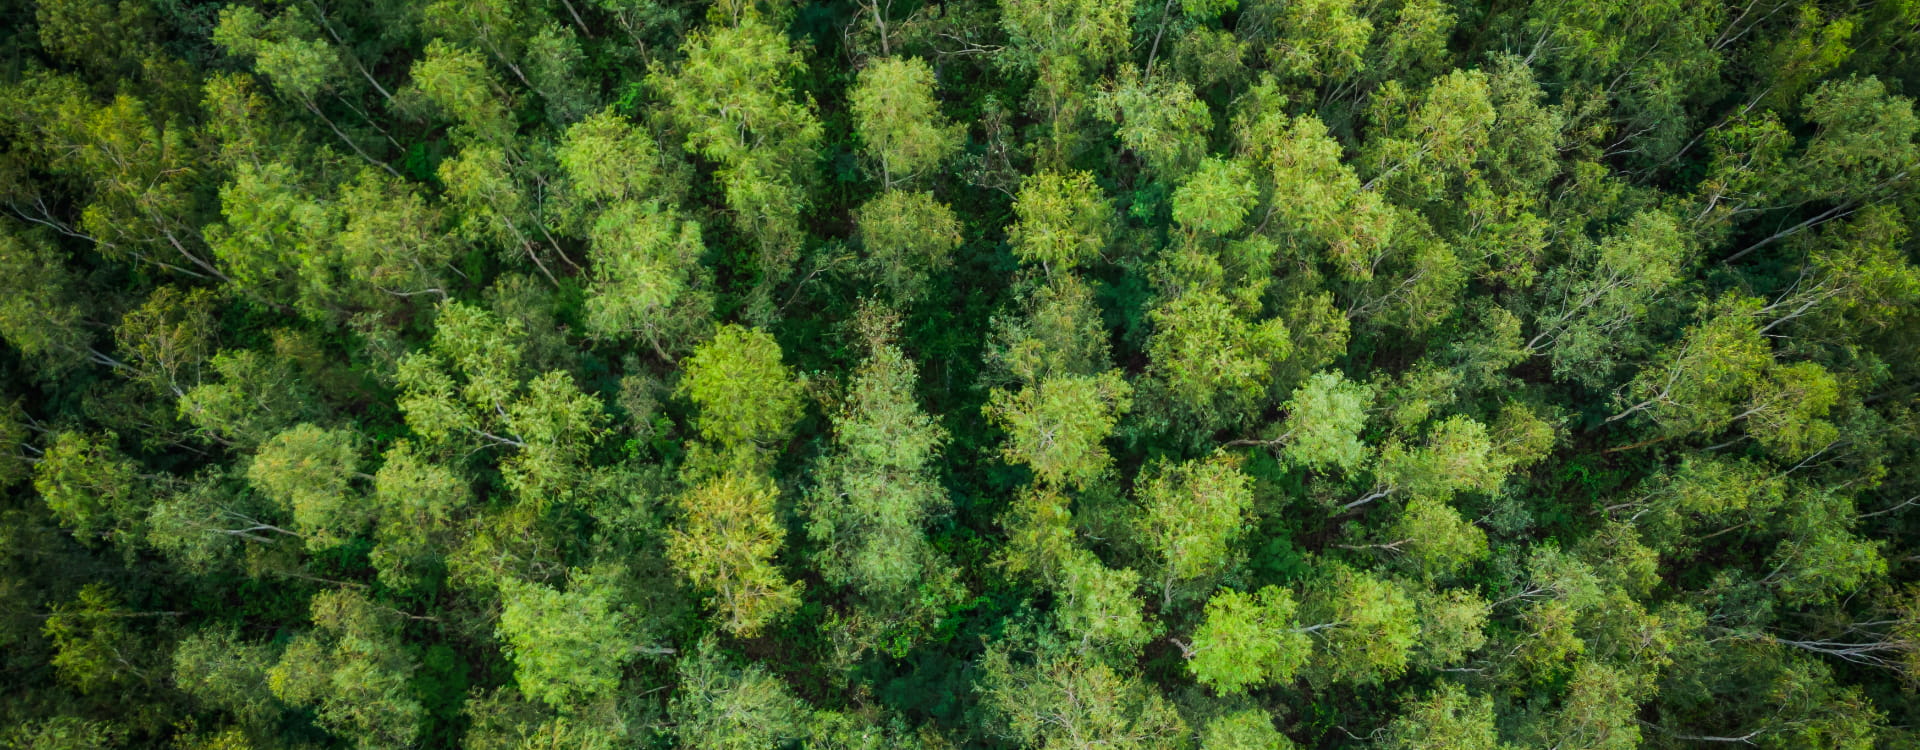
[
  {"left": 497, "top": 568, "right": 639, "bottom": 709},
  {"left": 4, "top": 2, "right": 1920, "bottom": 746}
]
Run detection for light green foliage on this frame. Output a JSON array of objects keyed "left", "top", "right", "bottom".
[
  {"left": 1008, "top": 171, "right": 1111, "bottom": 271},
  {"left": 1410, "top": 586, "right": 1489, "bottom": 669},
  {"left": 34, "top": 431, "right": 144, "bottom": 546},
  {"left": 393, "top": 300, "right": 606, "bottom": 501},
  {"left": 671, "top": 640, "right": 811, "bottom": 750},
  {"left": 555, "top": 109, "right": 663, "bottom": 212},
  {"left": 1550, "top": 660, "right": 1641, "bottom": 750},
  {"left": 1097, "top": 67, "right": 1212, "bottom": 179},
  {"left": 1172, "top": 157, "right": 1259, "bottom": 235},
  {"left": 1279, "top": 371, "right": 1373, "bottom": 472},
  {"left": 1199, "top": 709, "right": 1293, "bottom": 750},
  {"left": 1380, "top": 682, "right": 1501, "bottom": 750},
  {"left": 1611, "top": 297, "right": 1773, "bottom": 438},
  {"left": 986, "top": 274, "right": 1113, "bottom": 384},
  {"left": 1529, "top": 210, "right": 1689, "bottom": 386},
  {"left": 1386, "top": 495, "right": 1489, "bottom": 577},
  {"left": 410, "top": 40, "right": 512, "bottom": 143},
  {"left": 1363, "top": 69, "right": 1495, "bottom": 200},
  {"left": 1795, "top": 77, "right": 1918, "bottom": 204},
  {"left": 854, "top": 191, "right": 963, "bottom": 303},
  {"left": 1743, "top": 361, "right": 1841, "bottom": 459},
  {"left": 1052, "top": 554, "right": 1157, "bottom": 658},
  {"left": 1298, "top": 565, "right": 1419, "bottom": 687},
  {"left": 1374, "top": 415, "right": 1508, "bottom": 503},
  {"left": 669, "top": 472, "right": 802, "bottom": 636},
  {"left": 114, "top": 285, "right": 216, "bottom": 398},
  {"left": 1145, "top": 248, "right": 1290, "bottom": 425},
  {"left": 43, "top": 583, "right": 143, "bottom": 694},
  {"left": 850, "top": 57, "right": 963, "bottom": 187},
  {"left": 985, "top": 371, "right": 1132, "bottom": 489},
  {"left": 369, "top": 441, "right": 468, "bottom": 588},
  {"left": 212, "top": 5, "right": 340, "bottom": 102},
  {"left": 999, "top": 0, "right": 1134, "bottom": 79},
  {"left": 178, "top": 348, "right": 316, "bottom": 448},
  {"left": 1134, "top": 452, "right": 1255, "bottom": 605},
  {"left": 650, "top": 20, "right": 822, "bottom": 287},
  {"left": 979, "top": 648, "right": 1188, "bottom": 749},
  {"left": 1766, "top": 492, "right": 1885, "bottom": 607},
  {"left": 497, "top": 568, "right": 638, "bottom": 709},
  {"left": 678, "top": 325, "right": 806, "bottom": 451},
  {"left": 334, "top": 168, "right": 461, "bottom": 303},
  {"left": 1238, "top": 107, "right": 1395, "bottom": 280},
  {"left": 172, "top": 626, "right": 279, "bottom": 728},
  {"left": 580, "top": 201, "right": 711, "bottom": 355},
  {"left": 808, "top": 315, "right": 951, "bottom": 601},
  {"left": 203, "top": 160, "right": 330, "bottom": 306},
  {"left": 1242, "top": 0, "right": 1371, "bottom": 80},
  {"left": 268, "top": 589, "right": 424, "bottom": 749},
  {"left": 0, "top": 227, "right": 94, "bottom": 370},
  {"left": 248, "top": 424, "right": 362, "bottom": 548},
  {"left": 1189, "top": 586, "right": 1311, "bottom": 694}
]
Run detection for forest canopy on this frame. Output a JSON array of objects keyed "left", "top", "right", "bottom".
[{"left": 3, "top": 0, "right": 1920, "bottom": 748}]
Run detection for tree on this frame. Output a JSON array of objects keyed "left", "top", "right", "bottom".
[
  {"left": 1349, "top": 415, "right": 1508, "bottom": 511},
  {"left": 1007, "top": 171, "right": 1111, "bottom": 272},
  {"left": 1527, "top": 210, "right": 1690, "bottom": 387},
  {"left": 1144, "top": 247, "right": 1290, "bottom": 429},
  {"left": 1296, "top": 564, "right": 1419, "bottom": 687},
  {"left": 179, "top": 347, "right": 319, "bottom": 448},
  {"left": 1380, "top": 682, "right": 1501, "bottom": 750},
  {"left": 0, "top": 225, "right": 98, "bottom": 374},
  {"left": 850, "top": 57, "right": 962, "bottom": 188},
  {"left": 649, "top": 19, "right": 823, "bottom": 307},
  {"left": 34, "top": 431, "right": 145, "bottom": 547},
  {"left": 853, "top": 191, "right": 963, "bottom": 305},
  {"left": 247, "top": 424, "right": 363, "bottom": 549},
  {"left": 671, "top": 639, "right": 811, "bottom": 750},
  {"left": 806, "top": 312, "right": 951, "bottom": 602},
  {"left": 1172, "top": 157, "right": 1259, "bottom": 236},
  {"left": 979, "top": 647, "right": 1189, "bottom": 750},
  {"left": 1134, "top": 452, "right": 1255, "bottom": 607},
  {"left": 1097, "top": 67, "right": 1212, "bottom": 181},
  {"left": 1276, "top": 371, "right": 1373, "bottom": 472},
  {"left": 496, "top": 568, "right": 641, "bottom": 710},
  {"left": 1187, "top": 586, "right": 1312, "bottom": 694},
  {"left": 678, "top": 325, "right": 806, "bottom": 454},
  {"left": 43, "top": 583, "right": 152, "bottom": 694},
  {"left": 1199, "top": 709, "right": 1294, "bottom": 750},
  {"left": 985, "top": 371, "right": 1132, "bottom": 490},
  {"left": 172, "top": 625, "right": 280, "bottom": 729},
  {"left": 1239, "top": 0, "right": 1371, "bottom": 81},
  {"left": 669, "top": 472, "right": 802, "bottom": 636},
  {"left": 267, "top": 589, "right": 425, "bottom": 749}
]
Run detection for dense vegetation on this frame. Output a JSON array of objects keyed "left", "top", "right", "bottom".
[{"left": 2, "top": 0, "right": 1920, "bottom": 747}]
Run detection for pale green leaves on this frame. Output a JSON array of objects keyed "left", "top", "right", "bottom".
[
  {"left": 985, "top": 371, "right": 1132, "bottom": 490},
  {"left": 854, "top": 191, "right": 962, "bottom": 304},
  {"left": 1008, "top": 170, "right": 1111, "bottom": 272},
  {"left": 669, "top": 472, "right": 803, "bottom": 636},
  {"left": 850, "top": 57, "right": 963, "bottom": 188},
  {"left": 1189, "top": 586, "right": 1311, "bottom": 694},
  {"left": 497, "top": 569, "right": 640, "bottom": 710},
  {"left": 678, "top": 324, "right": 806, "bottom": 452},
  {"left": 1279, "top": 371, "right": 1373, "bottom": 472}
]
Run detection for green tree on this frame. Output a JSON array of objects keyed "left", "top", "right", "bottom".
[
  {"left": 1380, "top": 682, "right": 1502, "bottom": 750},
  {"left": 849, "top": 57, "right": 962, "bottom": 188},
  {"left": 34, "top": 431, "right": 145, "bottom": 547},
  {"left": 985, "top": 371, "right": 1132, "bottom": 490},
  {"left": 669, "top": 472, "right": 802, "bottom": 636},
  {"left": 853, "top": 191, "right": 963, "bottom": 304},
  {"left": 1133, "top": 452, "right": 1255, "bottom": 607},
  {"left": 671, "top": 639, "right": 811, "bottom": 750},
  {"left": 247, "top": 424, "right": 363, "bottom": 549},
  {"left": 1187, "top": 586, "right": 1312, "bottom": 694},
  {"left": 979, "top": 647, "right": 1189, "bottom": 750},
  {"left": 678, "top": 325, "right": 806, "bottom": 454},
  {"left": 267, "top": 589, "right": 425, "bottom": 749},
  {"left": 497, "top": 568, "right": 641, "bottom": 710},
  {"left": 1007, "top": 171, "right": 1112, "bottom": 272}
]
